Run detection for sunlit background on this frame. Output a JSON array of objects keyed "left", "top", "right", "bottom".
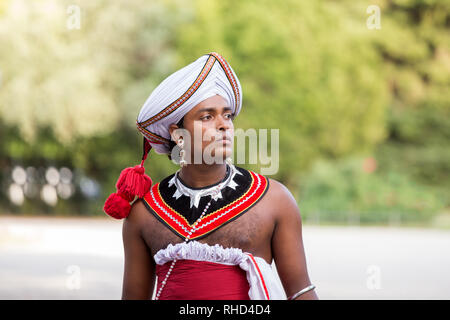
[{"left": 0, "top": 0, "right": 449, "bottom": 299}]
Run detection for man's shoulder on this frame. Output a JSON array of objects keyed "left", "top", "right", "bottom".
[
  {"left": 260, "top": 176, "right": 301, "bottom": 220},
  {"left": 127, "top": 197, "right": 154, "bottom": 230},
  {"left": 265, "top": 177, "right": 293, "bottom": 200}
]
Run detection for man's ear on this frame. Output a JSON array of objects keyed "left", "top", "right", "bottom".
[{"left": 169, "top": 123, "right": 179, "bottom": 141}]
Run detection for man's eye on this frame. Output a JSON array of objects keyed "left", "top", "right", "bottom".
[
  {"left": 201, "top": 115, "right": 211, "bottom": 120},
  {"left": 226, "top": 113, "right": 235, "bottom": 120}
]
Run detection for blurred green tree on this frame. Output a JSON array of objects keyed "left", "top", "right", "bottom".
[
  {"left": 175, "top": 0, "right": 390, "bottom": 190},
  {"left": 0, "top": 0, "right": 188, "bottom": 214},
  {"left": 0, "top": 0, "right": 448, "bottom": 221},
  {"left": 370, "top": 0, "right": 450, "bottom": 196},
  {"left": 0, "top": 0, "right": 187, "bottom": 142}
]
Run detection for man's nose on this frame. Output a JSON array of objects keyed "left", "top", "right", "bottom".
[{"left": 216, "top": 115, "right": 230, "bottom": 131}]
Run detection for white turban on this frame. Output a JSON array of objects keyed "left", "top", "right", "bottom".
[{"left": 136, "top": 52, "right": 242, "bottom": 154}]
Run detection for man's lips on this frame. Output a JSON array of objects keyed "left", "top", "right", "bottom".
[{"left": 215, "top": 136, "right": 232, "bottom": 144}]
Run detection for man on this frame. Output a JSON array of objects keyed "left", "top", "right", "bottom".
[{"left": 104, "top": 52, "right": 318, "bottom": 300}]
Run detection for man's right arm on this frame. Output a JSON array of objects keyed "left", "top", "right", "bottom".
[{"left": 121, "top": 201, "right": 155, "bottom": 300}]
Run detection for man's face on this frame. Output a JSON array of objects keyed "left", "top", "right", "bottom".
[{"left": 176, "top": 95, "right": 234, "bottom": 164}]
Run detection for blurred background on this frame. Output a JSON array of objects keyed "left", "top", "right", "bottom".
[{"left": 0, "top": 0, "right": 449, "bottom": 299}]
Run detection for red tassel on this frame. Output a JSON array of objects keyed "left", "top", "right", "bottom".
[
  {"left": 103, "top": 193, "right": 132, "bottom": 219},
  {"left": 103, "top": 139, "right": 153, "bottom": 219},
  {"left": 116, "top": 165, "right": 152, "bottom": 199},
  {"left": 103, "top": 166, "right": 152, "bottom": 219}
]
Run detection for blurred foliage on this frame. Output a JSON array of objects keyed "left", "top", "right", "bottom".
[
  {"left": 371, "top": 0, "right": 450, "bottom": 197},
  {"left": 176, "top": 0, "right": 390, "bottom": 188},
  {"left": 174, "top": 0, "right": 449, "bottom": 223},
  {"left": 0, "top": 0, "right": 188, "bottom": 142},
  {"left": 0, "top": 0, "right": 448, "bottom": 223},
  {"left": 299, "top": 156, "right": 447, "bottom": 225},
  {"left": 0, "top": 0, "right": 188, "bottom": 214}
]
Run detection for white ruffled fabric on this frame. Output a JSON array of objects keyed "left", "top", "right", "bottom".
[{"left": 154, "top": 241, "right": 286, "bottom": 300}]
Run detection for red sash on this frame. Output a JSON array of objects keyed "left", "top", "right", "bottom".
[{"left": 155, "top": 260, "right": 250, "bottom": 300}]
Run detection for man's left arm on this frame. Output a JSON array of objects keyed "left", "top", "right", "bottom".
[{"left": 270, "top": 179, "right": 318, "bottom": 300}]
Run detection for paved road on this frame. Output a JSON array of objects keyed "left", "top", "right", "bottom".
[{"left": 0, "top": 216, "right": 449, "bottom": 299}]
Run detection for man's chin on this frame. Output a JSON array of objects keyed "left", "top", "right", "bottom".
[{"left": 207, "top": 149, "right": 232, "bottom": 164}]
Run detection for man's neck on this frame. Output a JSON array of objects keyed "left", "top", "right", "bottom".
[{"left": 178, "top": 163, "right": 228, "bottom": 189}]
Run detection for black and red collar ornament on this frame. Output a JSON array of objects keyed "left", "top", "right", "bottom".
[{"left": 142, "top": 165, "right": 269, "bottom": 240}]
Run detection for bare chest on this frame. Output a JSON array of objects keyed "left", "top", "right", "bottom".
[{"left": 141, "top": 199, "right": 275, "bottom": 263}]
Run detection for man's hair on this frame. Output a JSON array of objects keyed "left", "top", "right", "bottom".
[{"left": 168, "top": 116, "right": 185, "bottom": 160}]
